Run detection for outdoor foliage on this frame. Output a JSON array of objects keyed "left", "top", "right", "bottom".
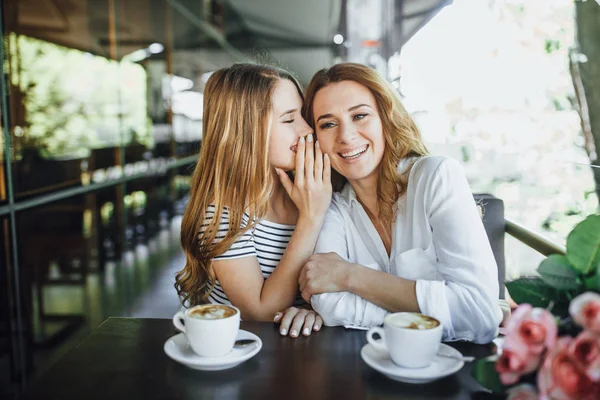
[{"left": 8, "top": 33, "right": 150, "bottom": 158}]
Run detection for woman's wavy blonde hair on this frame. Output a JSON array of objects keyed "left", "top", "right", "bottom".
[
  {"left": 176, "top": 63, "right": 303, "bottom": 307},
  {"left": 303, "top": 63, "right": 428, "bottom": 222}
]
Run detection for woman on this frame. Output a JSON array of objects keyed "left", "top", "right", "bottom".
[
  {"left": 176, "top": 64, "right": 332, "bottom": 338},
  {"left": 299, "top": 63, "right": 502, "bottom": 343}
]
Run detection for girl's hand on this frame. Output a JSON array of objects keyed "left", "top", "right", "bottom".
[
  {"left": 273, "top": 306, "right": 323, "bottom": 338},
  {"left": 276, "top": 135, "right": 332, "bottom": 222}
]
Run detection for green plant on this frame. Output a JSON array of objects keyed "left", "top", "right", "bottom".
[
  {"left": 472, "top": 214, "right": 600, "bottom": 395},
  {"left": 506, "top": 214, "right": 600, "bottom": 317}
]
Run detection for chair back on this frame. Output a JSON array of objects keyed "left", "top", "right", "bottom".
[{"left": 473, "top": 193, "right": 506, "bottom": 299}]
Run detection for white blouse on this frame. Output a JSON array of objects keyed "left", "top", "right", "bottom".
[{"left": 311, "top": 156, "right": 503, "bottom": 344}]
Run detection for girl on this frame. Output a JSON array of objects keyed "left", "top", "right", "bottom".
[{"left": 176, "top": 64, "right": 332, "bottom": 337}]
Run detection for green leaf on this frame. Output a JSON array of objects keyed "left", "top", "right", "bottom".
[
  {"left": 537, "top": 254, "right": 581, "bottom": 290},
  {"left": 566, "top": 214, "right": 600, "bottom": 275},
  {"left": 506, "top": 277, "right": 557, "bottom": 308},
  {"left": 583, "top": 267, "right": 600, "bottom": 292},
  {"left": 471, "top": 355, "right": 509, "bottom": 393}
]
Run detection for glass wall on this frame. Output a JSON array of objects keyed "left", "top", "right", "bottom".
[{"left": 0, "top": 0, "right": 224, "bottom": 397}]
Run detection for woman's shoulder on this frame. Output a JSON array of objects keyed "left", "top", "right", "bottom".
[
  {"left": 403, "top": 155, "right": 463, "bottom": 183},
  {"left": 331, "top": 185, "right": 356, "bottom": 210}
]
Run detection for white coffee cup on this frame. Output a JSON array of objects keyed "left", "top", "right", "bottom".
[
  {"left": 173, "top": 304, "right": 240, "bottom": 357},
  {"left": 366, "top": 312, "right": 443, "bottom": 368}
]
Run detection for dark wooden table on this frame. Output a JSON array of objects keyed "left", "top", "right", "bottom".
[{"left": 19, "top": 317, "right": 496, "bottom": 399}]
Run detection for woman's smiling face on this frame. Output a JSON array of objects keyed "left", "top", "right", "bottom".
[{"left": 312, "top": 80, "right": 385, "bottom": 186}]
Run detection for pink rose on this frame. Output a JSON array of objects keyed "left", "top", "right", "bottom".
[
  {"left": 496, "top": 335, "right": 542, "bottom": 385},
  {"left": 568, "top": 330, "right": 600, "bottom": 382},
  {"left": 538, "top": 337, "right": 599, "bottom": 400},
  {"left": 506, "top": 384, "right": 538, "bottom": 400},
  {"left": 496, "top": 304, "right": 558, "bottom": 385},
  {"left": 505, "top": 304, "right": 557, "bottom": 355},
  {"left": 570, "top": 292, "right": 600, "bottom": 334}
]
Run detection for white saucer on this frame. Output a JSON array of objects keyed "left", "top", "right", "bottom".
[
  {"left": 360, "top": 343, "right": 465, "bottom": 384},
  {"left": 164, "top": 329, "right": 262, "bottom": 371}
]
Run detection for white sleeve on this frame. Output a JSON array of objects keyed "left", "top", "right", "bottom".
[
  {"left": 311, "top": 203, "right": 388, "bottom": 328},
  {"left": 416, "top": 158, "right": 502, "bottom": 344}
]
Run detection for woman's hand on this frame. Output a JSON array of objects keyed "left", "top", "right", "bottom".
[
  {"left": 276, "top": 134, "right": 332, "bottom": 222},
  {"left": 274, "top": 306, "right": 323, "bottom": 337},
  {"left": 299, "top": 252, "right": 355, "bottom": 303}
]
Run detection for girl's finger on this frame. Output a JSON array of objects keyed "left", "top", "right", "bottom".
[
  {"left": 290, "top": 310, "right": 309, "bottom": 338},
  {"left": 314, "top": 141, "right": 323, "bottom": 183},
  {"left": 279, "top": 307, "right": 299, "bottom": 336},
  {"left": 273, "top": 312, "right": 283, "bottom": 323},
  {"left": 302, "top": 312, "right": 316, "bottom": 336},
  {"left": 295, "top": 137, "right": 305, "bottom": 187},
  {"left": 323, "top": 153, "right": 331, "bottom": 185},
  {"left": 304, "top": 134, "right": 314, "bottom": 185},
  {"left": 314, "top": 315, "right": 323, "bottom": 331}
]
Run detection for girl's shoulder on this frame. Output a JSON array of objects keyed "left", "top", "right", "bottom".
[{"left": 203, "top": 204, "right": 251, "bottom": 228}]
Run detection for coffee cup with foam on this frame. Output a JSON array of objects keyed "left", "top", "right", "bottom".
[
  {"left": 366, "top": 312, "right": 443, "bottom": 368},
  {"left": 173, "top": 304, "right": 240, "bottom": 357}
]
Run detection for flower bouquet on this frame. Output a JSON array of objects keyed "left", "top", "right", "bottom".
[{"left": 472, "top": 214, "right": 600, "bottom": 399}]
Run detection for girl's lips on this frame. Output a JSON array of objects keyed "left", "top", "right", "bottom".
[{"left": 290, "top": 145, "right": 298, "bottom": 153}]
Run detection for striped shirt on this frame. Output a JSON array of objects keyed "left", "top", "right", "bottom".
[{"left": 203, "top": 205, "right": 304, "bottom": 306}]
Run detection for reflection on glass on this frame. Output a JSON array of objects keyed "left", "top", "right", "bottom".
[
  {"left": 2, "top": 0, "right": 208, "bottom": 393},
  {"left": 6, "top": 32, "right": 152, "bottom": 196},
  {"left": 8, "top": 34, "right": 149, "bottom": 157},
  {"left": 0, "top": 121, "right": 5, "bottom": 202}
]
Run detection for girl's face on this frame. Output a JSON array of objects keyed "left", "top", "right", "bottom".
[
  {"left": 312, "top": 80, "right": 385, "bottom": 186},
  {"left": 268, "top": 79, "right": 313, "bottom": 171}
]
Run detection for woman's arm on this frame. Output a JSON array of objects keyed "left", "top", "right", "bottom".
[
  {"left": 214, "top": 136, "right": 331, "bottom": 322},
  {"left": 411, "top": 157, "right": 502, "bottom": 343},
  {"left": 301, "top": 253, "right": 418, "bottom": 327},
  {"left": 299, "top": 203, "right": 408, "bottom": 327}
]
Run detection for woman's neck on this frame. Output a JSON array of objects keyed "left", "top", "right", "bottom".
[
  {"left": 349, "top": 174, "right": 379, "bottom": 217},
  {"left": 265, "top": 172, "right": 298, "bottom": 225},
  {"left": 350, "top": 173, "right": 393, "bottom": 256}
]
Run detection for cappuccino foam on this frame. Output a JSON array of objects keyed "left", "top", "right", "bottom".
[
  {"left": 189, "top": 305, "right": 237, "bottom": 320},
  {"left": 388, "top": 313, "right": 440, "bottom": 330}
]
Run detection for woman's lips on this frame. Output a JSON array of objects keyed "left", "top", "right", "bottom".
[{"left": 338, "top": 144, "right": 369, "bottom": 160}]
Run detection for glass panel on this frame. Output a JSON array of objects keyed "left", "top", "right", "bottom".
[
  {"left": 167, "top": 0, "right": 216, "bottom": 159},
  {"left": 0, "top": 114, "right": 5, "bottom": 203},
  {"left": 0, "top": 217, "right": 14, "bottom": 398},
  {"left": 1, "top": 1, "right": 194, "bottom": 393},
  {"left": 4, "top": 0, "right": 126, "bottom": 197},
  {"left": 15, "top": 179, "right": 182, "bottom": 382}
]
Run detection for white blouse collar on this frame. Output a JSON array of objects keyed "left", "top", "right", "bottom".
[{"left": 336, "top": 156, "right": 418, "bottom": 208}]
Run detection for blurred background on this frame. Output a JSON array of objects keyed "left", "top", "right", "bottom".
[{"left": 1, "top": 0, "right": 599, "bottom": 397}]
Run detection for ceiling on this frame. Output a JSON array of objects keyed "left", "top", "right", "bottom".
[{"left": 10, "top": 0, "right": 452, "bottom": 84}]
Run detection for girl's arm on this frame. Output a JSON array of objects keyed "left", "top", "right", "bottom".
[{"left": 213, "top": 136, "right": 331, "bottom": 321}]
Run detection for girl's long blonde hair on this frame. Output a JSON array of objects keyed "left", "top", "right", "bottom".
[
  {"left": 176, "top": 64, "right": 303, "bottom": 307},
  {"left": 303, "top": 63, "right": 428, "bottom": 222}
]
